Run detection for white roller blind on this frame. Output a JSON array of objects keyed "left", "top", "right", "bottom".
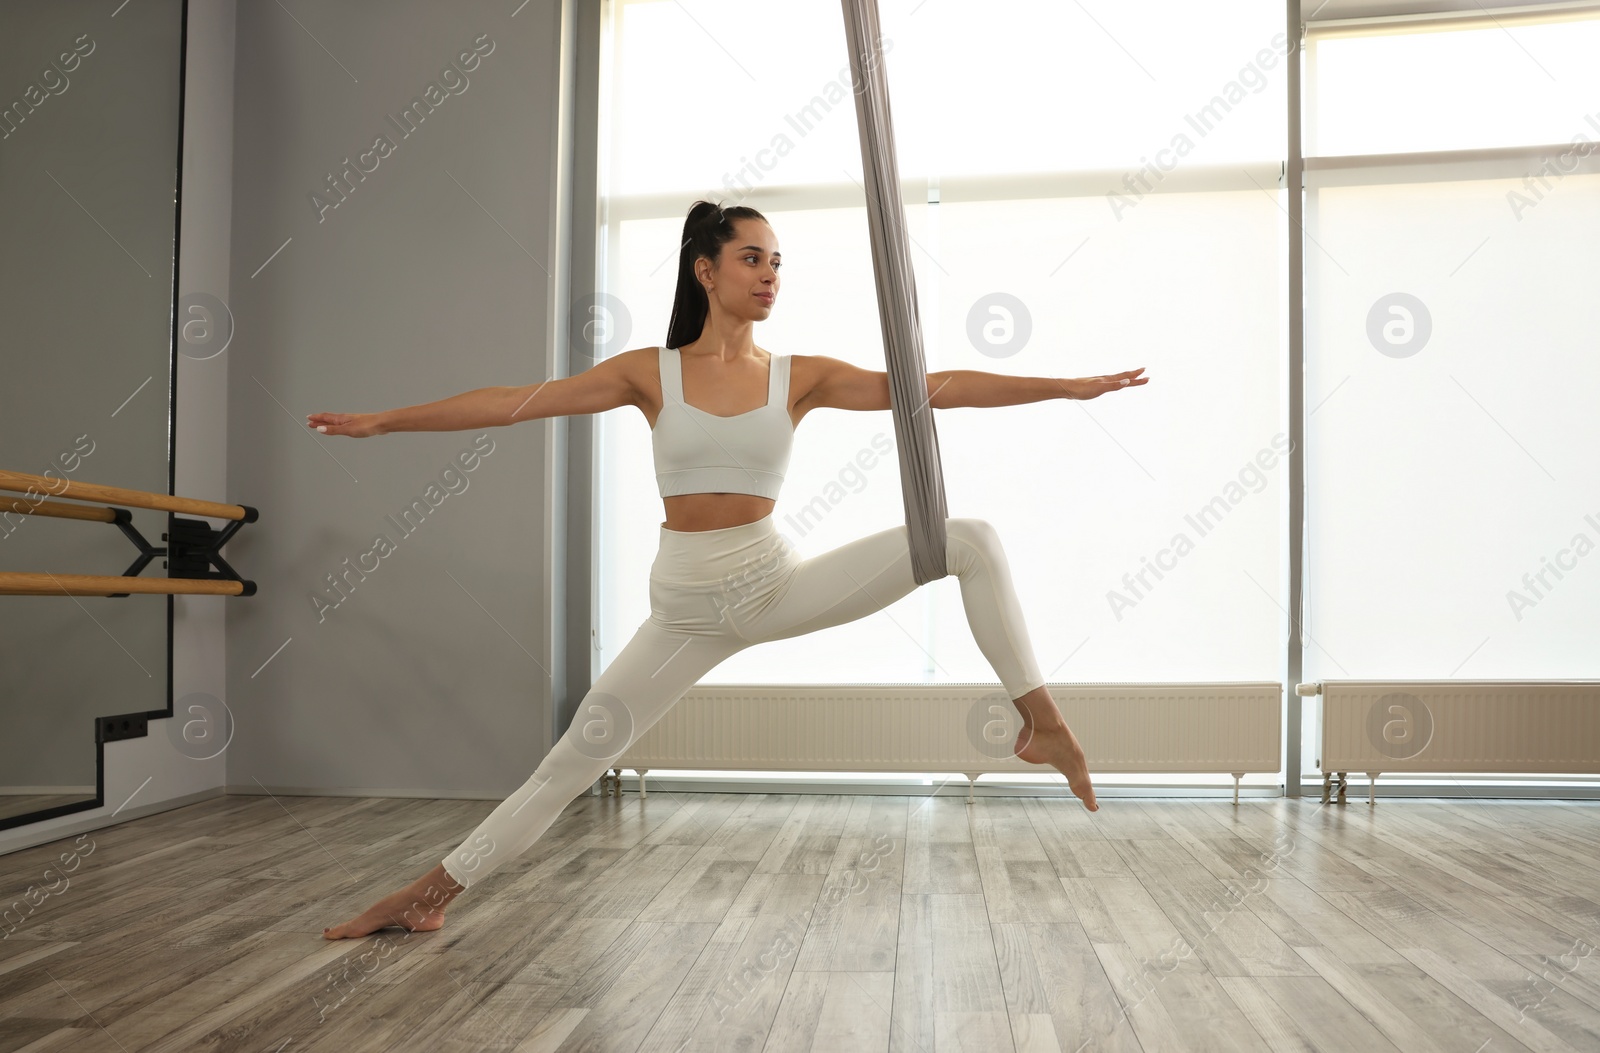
[
  {"left": 1308, "top": 13, "right": 1600, "bottom": 155},
  {"left": 1304, "top": 164, "right": 1600, "bottom": 680}
]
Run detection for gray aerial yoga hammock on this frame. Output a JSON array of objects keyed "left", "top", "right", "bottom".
[{"left": 840, "top": 0, "right": 950, "bottom": 585}]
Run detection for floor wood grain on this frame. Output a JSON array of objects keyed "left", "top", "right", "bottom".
[{"left": 1, "top": 793, "right": 1596, "bottom": 1052}]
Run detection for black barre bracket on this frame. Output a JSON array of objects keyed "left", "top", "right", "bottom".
[{"left": 105, "top": 506, "right": 258, "bottom": 598}]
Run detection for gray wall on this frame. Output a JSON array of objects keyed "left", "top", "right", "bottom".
[{"left": 223, "top": 0, "right": 571, "bottom": 797}]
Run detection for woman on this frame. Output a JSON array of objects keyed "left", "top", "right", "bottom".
[{"left": 313, "top": 200, "right": 1148, "bottom": 939}]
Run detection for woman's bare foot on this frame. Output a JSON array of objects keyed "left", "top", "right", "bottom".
[
  {"left": 1015, "top": 722, "right": 1099, "bottom": 811},
  {"left": 324, "top": 863, "right": 465, "bottom": 940},
  {"left": 1007, "top": 685, "right": 1098, "bottom": 811}
]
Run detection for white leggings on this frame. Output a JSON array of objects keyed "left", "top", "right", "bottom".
[{"left": 441, "top": 512, "right": 1046, "bottom": 889}]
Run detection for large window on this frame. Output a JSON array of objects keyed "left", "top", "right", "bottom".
[
  {"left": 595, "top": 1, "right": 1600, "bottom": 723},
  {"left": 1302, "top": 9, "right": 1600, "bottom": 687},
  {"left": 597, "top": 0, "right": 1289, "bottom": 688}
]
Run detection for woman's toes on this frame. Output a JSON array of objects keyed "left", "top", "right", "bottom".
[
  {"left": 1012, "top": 726, "right": 1098, "bottom": 812},
  {"left": 323, "top": 918, "right": 370, "bottom": 940}
]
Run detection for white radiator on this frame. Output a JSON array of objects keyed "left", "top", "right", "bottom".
[
  {"left": 1307, "top": 679, "right": 1600, "bottom": 802},
  {"left": 606, "top": 681, "right": 1282, "bottom": 803}
]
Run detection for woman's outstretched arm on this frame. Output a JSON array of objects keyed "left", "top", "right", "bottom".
[
  {"left": 799, "top": 355, "right": 1150, "bottom": 414},
  {"left": 306, "top": 348, "right": 645, "bottom": 437},
  {"left": 927, "top": 367, "right": 1150, "bottom": 406},
  {"left": 306, "top": 386, "right": 511, "bottom": 437}
]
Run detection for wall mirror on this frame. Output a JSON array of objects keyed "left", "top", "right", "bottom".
[{"left": 0, "top": 1, "right": 187, "bottom": 830}]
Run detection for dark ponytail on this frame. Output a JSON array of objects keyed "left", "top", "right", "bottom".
[{"left": 665, "top": 199, "right": 768, "bottom": 350}]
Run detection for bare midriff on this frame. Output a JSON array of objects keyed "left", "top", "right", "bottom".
[{"left": 661, "top": 493, "right": 776, "bottom": 532}]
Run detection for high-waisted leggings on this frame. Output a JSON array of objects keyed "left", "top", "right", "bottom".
[{"left": 441, "top": 512, "right": 1046, "bottom": 889}]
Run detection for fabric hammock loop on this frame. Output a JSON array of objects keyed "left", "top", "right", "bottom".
[{"left": 839, "top": 0, "right": 950, "bottom": 585}]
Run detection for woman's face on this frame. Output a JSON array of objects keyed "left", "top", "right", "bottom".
[{"left": 702, "top": 217, "right": 781, "bottom": 321}]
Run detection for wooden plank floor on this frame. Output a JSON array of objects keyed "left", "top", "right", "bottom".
[{"left": 1, "top": 790, "right": 1597, "bottom": 1052}]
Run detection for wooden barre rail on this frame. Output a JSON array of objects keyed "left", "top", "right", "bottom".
[
  {"left": 0, "top": 573, "right": 254, "bottom": 597},
  {"left": 0, "top": 469, "right": 255, "bottom": 522},
  {"left": 0, "top": 467, "right": 257, "bottom": 598},
  {"left": 1, "top": 495, "right": 119, "bottom": 524}
]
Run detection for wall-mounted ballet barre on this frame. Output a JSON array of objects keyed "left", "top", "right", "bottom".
[{"left": 0, "top": 468, "right": 257, "bottom": 598}]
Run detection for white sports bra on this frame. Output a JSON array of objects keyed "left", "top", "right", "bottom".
[{"left": 652, "top": 345, "right": 794, "bottom": 500}]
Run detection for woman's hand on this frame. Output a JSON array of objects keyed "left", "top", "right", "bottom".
[
  {"left": 1063, "top": 369, "right": 1148, "bottom": 400},
  {"left": 306, "top": 412, "right": 386, "bottom": 438}
]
